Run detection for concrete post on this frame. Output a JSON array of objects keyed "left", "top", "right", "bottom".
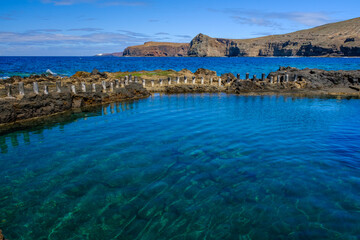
[
  {"left": 56, "top": 81, "right": 61, "bottom": 93},
  {"left": 92, "top": 83, "right": 96, "bottom": 92},
  {"left": 285, "top": 74, "right": 289, "bottom": 83},
  {"left": 160, "top": 79, "right": 163, "bottom": 86},
  {"left": 71, "top": 85, "right": 76, "bottom": 94},
  {"left": 81, "top": 82, "right": 86, "bottom": 92},
  {"left": 201, "top": 77, "right": 204, "bottom": 85},
  {"left": 218, "top": 78, "right": 221, "bottom": 86},
  {"left": 33, "top": 82, "right": 39, "bottom": 94},
  {"left": 210, "top": 78, "right": 213, "bottom": 85},
  {"left": 102, "top": 81, "right": 106, "bottom": 92},
  {"left": 192, "top": 76, "right": 196, "bottom": 84},
  {"left": 237, "top": 74, "right": 240, "bottom": 80},
  {"left": 134, "top": 76, "right": 138, "bottom": 83},
  {"left": 115, "top": 79, "right": 119, "bottom": 88},
  {"left": 129, "top": 75, "right": 132, "bottom": 83},
  {"left": 176, "top": 77, "right": 180, "bottom": 84},
  {"left": 253, "top": 75, "right": 257, "bottom": 82},
  {"left": 44, "top": 85, "right": 49, "bottom": 95},
  {"left": 168, "top": 77, "right": 171, "bottom": 85},
  {"left": 151, "top": 80, "right": 154, "bottom": 87},
  {"left": 110, "top": 82, "right": 114, "bottom": 92},
  {"left": 270, "top": 76, "right": 274, "bottom": 84},
  {"left": 184, "top": 76, "right": 188, "bottom": 84},
  {"left": 246, "top": 73, "right": 249, "bottom": 80},
  {"left": 6, "top": 84, "right": 12, "bottom": 97},
  {"left": 19, "top": 82, "right": 25, "bottom": 96},
  {"left": 262, "top": 73, "right": 266, "bottom": 81},
  {"left": 142, "top": 79, "right": 146, "bottom": 87},
  {"left": 125, "top": 76, "right": 129, "bottom": 85}
]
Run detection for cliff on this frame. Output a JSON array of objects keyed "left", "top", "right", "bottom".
[
  {"left": 123, "top": 41, "right": 189, "bottom": 57},
  {"left": 188, "top": 17, "right": 360, "bottom": 57}
]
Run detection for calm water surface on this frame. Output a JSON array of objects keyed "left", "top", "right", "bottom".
[{"left": 1, "top": 94, "right": 360, "bottom": 239}]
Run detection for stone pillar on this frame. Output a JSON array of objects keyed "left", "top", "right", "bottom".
[
  {"left": 285, "top": 74, "right": 289, "bottom": 83},
  {"left": 6, "top": 84, "right": 12, "bottom": 97},
  {"left": 218, "top": 78, "right": 221, "bottom": 86},
  {"left": 210, "top": 78, "right": 213, "bottom": 85},
  {"left": 142, "top": 79, "right": 146, "bottom": 87},
  {"left": 176, "top": 77, "right": 180, "bottom": 84},
  {"left": 246, "top": 73, "right": 249, "bottom": 80},
  {"left": 294, "top": 75, "right": 298, "bottom": 82},
  {"left": 270, "top": 76, "right": 274, "bottom": 84},
  {"left": 237, "top": 73, "right": 240, "bottom": 80},
  {"left": 159, "top": 79, "right": 163, "bottom": 86},
  {"left": 168, "top": 77, "right": 171, "bottom": 85},
  {"left": 19, "top": 82, "right": 25, "bottom": 96},
  {"left": 262, "top": 73, "right": 266, "bottom": 81},
  {"left": 134, "top": 76, "right": 138, "bottom": 83},
  {"left": 56, "top": 81, "right": 61, "bottom": 93},
  {"left": 110, "top": 82, "right": 114, "bottom": 92},
  {"left": 33, "top": 82, "right": 39, "bottom": 94},
  {"left": 184, "top": 76, "right": 188, "bottom": 84},
  {"left": 227, "top": 76, "right": 230, "bottom": 84},
  {"left": 201, "top": 77, "right": 204, "bottom": 84},
  {"left": 192, "top": 76, "right": 196, "bottom": 84},
  {"left": 92, "top": 83, "right": 96, "bottom": 92},
  {"left": 44, "top": 85, "right": 49, "bottom": 95},
  {"left": 277, "top": 75, "right": 280, "bottom": 83},
  {"left": 253, "top": 75, "right": 257, "bottom": 82},
  {"left": 125, "top": 76, "right": 129, "bottom": 85},
  {"left": 115, "top": 79, "right": 119, "bottom": 88},
  {"left": 71, "top": 85, "right": 76, "bottom": 94},
  {"left": 102, "top": 81, "right": 106, "bottom": 92},
  {"left": 81, "top": 82, "right": 86, "bottom": 92},
  {"left": 151, "top": 80, "right": 154, "bottom": 87},
  {"left": 121, "top": 80, "right": 125, "bottom": 88},
  {"left": 128, "top": 75, "right": 132, "bottom": 83}
]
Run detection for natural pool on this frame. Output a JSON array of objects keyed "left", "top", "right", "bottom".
[{"left": 1, "top": 94, "right": 360, "bottom": 239}]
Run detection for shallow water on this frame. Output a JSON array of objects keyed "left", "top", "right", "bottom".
[
  {"left": 0, "top": 56, "right": 360, "bottom": 78},
  {"left": 1, "top": 94, "right": 360, "bottom": 239}
]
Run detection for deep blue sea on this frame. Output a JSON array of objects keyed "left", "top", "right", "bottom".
[
  {"left": 1, "top": 94, "right": 360, "bottom": 239},
  {"left": 1, "top": 56, "right": 360, "bottom": 79}
]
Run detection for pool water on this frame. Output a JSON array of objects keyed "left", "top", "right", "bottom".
[{"left": 1, "top": 94, "right": 360, "bottom": 239}]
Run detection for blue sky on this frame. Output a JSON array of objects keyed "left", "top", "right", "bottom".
[{"left": 0, "top": 0, "right": 358, "bottom": 56}]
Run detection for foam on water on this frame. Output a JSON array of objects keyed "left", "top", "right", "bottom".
[{"left": 1, "top": 94, "right": 360, "bottom": 239}]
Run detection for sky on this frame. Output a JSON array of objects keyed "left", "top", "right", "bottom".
[{"left": 0, "top": 0, "right": 359, "bottom": 56}]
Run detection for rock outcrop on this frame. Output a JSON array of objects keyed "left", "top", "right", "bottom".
[
  {"left": 188, "top": 17, "right": 360, "bottom": 57},
  {"left": 123, "top": 42, "right": 190, "bottom": 57}
]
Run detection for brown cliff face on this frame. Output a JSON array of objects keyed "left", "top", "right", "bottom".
[
  {"left": 123, "top": 41, "right": 189, "bottom": 57},
  {"left": 188, "top": 17, "right": 360, "bottom": 57}
]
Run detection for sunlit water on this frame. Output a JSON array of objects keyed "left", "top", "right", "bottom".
[
  {"left": 1, "top": 56, "right": 360, "bottom": 78},
  {"left": 1, "top": 94, "right": 360, "bottom": 239}
]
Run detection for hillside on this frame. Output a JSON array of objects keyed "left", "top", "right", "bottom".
[{"left": 123, "top": 41, "right": 189, "bottom": 57}]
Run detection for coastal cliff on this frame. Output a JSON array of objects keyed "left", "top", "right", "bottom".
[
  {"left": 123, "top": 42, "right": 189, "bottom": 57},
  {"left": 121, "top": 17, "right": 360, "bottom": 57}
]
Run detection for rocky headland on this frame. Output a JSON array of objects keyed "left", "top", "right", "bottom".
[
  {"left": 1, "top": 67, "right": 360, "bottom": 132},
  {"left": 119, "top": 17, "right": 360, "bottom": 57}
]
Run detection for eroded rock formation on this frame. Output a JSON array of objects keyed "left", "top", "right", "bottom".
[{"left": 123, "top": 42, "right": 190, "bottom": 57}]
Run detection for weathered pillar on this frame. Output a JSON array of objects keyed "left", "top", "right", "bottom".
[
  {"left": 125, "top": 76, "right": 129, "bottom": 85},
  {"left": 142, "top": 79, "right": 146, "bottom": 87},
  {"left": 246, "top": 73, "right": 249, "bottom": 80},
  {"left": 285, "top": 74, "right": 289, "bottom": 83},
  {"left": 168, "top": 77, "right": 171, "bottom": 85},
  {"left": 151, "top": 80, "right": 154, "bottom": 87},
  {"left": 56, "top": 81, "right": 61, "bottom": 93},
  {"left": 184, "top": 76, "right": 188, "bottom": 84},
  {"left": 33, "top": 82, "right": 39, "bottom": 94},
  {"left": 92, "top": 83, "right": 96, "bottom": 92},
  {"left": 159, "top": 79, "right": 163, "bottom": 86},
  {"left": 115, "top": 79, "right": 119, "bottom": 88},
  {"left": 44, "top": 85, "right": 49, "bottom": 95},
  {"left": 6, "top": 84, "right": 12, "bottom": 97},
  {"left": 277, "top": 75, "right": 280, "bottom": 83},
  {"left": 253, "top": 75, "right": 257, "bottom": 82},
  {"left": 128, "top": 75, "right": 132, "bottom": 82},
  {"left": 71, "top": 85, "right": 76, "bottom": 94},
  {"left": 218, "top": 78, "right": 221, "bottom": 86},
  {"left": 262, "top": 73, "right": 266, "bottom": 81},
  {"left": 294, "top": 75, "right": 298, "bottom": 82},
  {"left": 176, "top": 77, "right": 180, "bottom": 84},
  {"left": 134, "top": 76, "right": 138, "bottom": 83},
  {"left": 270, "top": 76, "right": 274, "bottom": 84},
  {"left": 201, "top": 77, "right": 204, "bottom": 85},
  {"left": 19, "top": 82, "right": 25, "bottom": 96},
  {"left": 102, "top": 81, "right": 106, "bottom": 92},
  {"left": 81, "top": 82, "right": 86, "bottom": 92},
  {"left": 110, "top": 82, "right": 114, "bottom": 92},
  {"left": 192, "top": 76, "right": 196, "bottom": 84},
  {"left": 210, "top": 78, "right": 213, "bottom": 85},
  {"left": 237, "top": 73, "right": 240, "bottom": 80},
  {"left": 121, "top": 80, "right": 125, "bottom": 88},
  {"left": 227, "top": 76, "right": 230, "bottom": 84}
]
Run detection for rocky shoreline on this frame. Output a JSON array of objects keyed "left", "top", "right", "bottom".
[{"left": 1, "top": 67, "right": 359, "bottom": 133}]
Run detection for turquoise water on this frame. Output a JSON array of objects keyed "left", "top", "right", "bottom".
[
  {"left": 1, "top": 56, "right": 360, "bottom": 78},
  {"left": 1, "top": 94, "right": 360, "bottom": 239}
]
